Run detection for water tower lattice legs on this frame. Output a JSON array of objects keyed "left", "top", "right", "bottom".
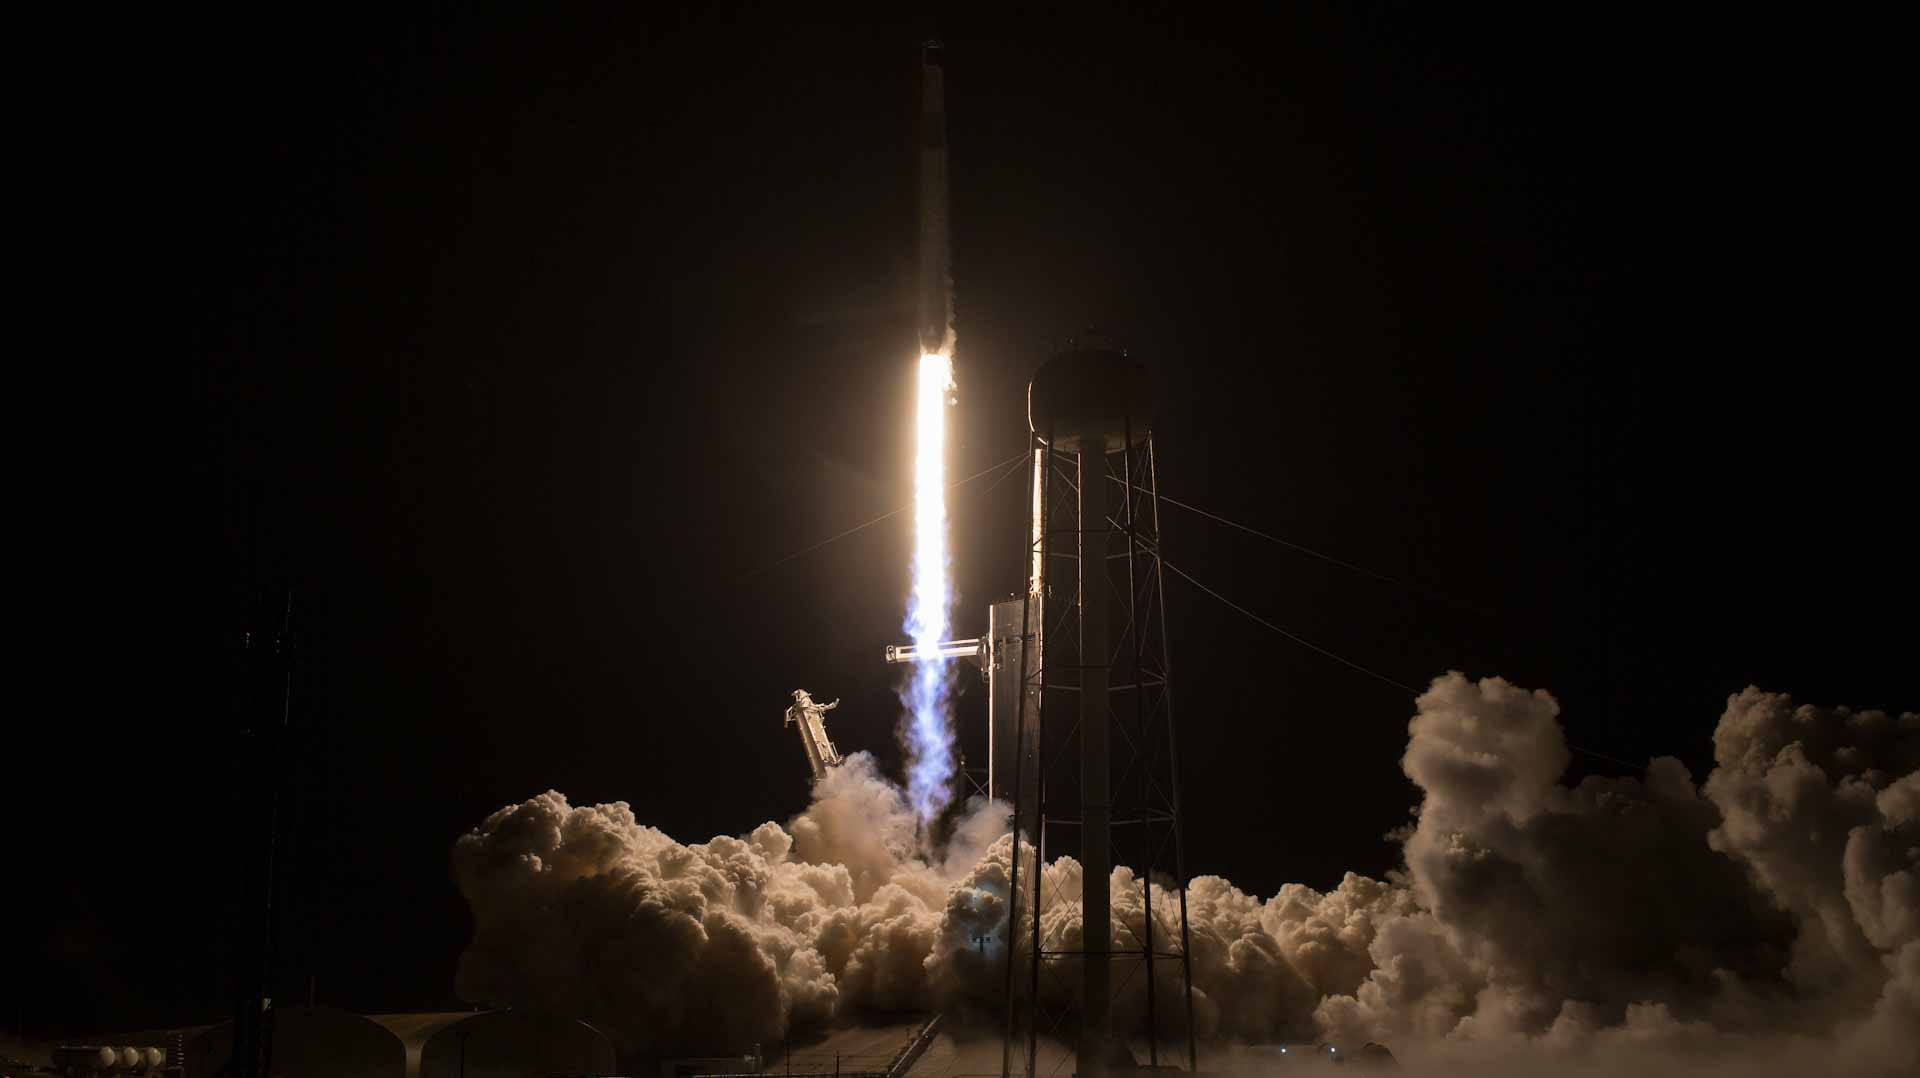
[{"left": 1002, "top": 423, "right": 1195, "bottom": 1076}]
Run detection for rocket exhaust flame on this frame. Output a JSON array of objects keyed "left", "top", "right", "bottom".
[{"left": 903, "top": 351, "right": 957, "bottom": 825}]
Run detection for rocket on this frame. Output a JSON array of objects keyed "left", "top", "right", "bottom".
[{"left": 918, "top": 40, "right": 952, "bottom": 358}]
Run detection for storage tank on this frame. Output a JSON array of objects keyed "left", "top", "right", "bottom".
[{"left": 1027, "top": 343, "right": 1152, "bottom": 453}]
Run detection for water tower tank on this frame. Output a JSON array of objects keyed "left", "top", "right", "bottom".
[{"left": 1027, "top": 344, "right": 1151, "bottom": 453}]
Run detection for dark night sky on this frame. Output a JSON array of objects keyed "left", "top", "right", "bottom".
[{"left": 18, "top": 3, "right": 1910, "bottom": 1039}]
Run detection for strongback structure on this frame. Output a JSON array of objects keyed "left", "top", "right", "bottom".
[
  {"left": 882, "top": 597, "right": 1039, "bottom": 811},
  {"left": 785, "top": 690, "right": 845, "bottom": 780},
  {"left": 1001, "top": 344, "right": 1196, "bottom": 1078}
]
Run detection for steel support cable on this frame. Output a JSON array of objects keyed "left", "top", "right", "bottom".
[
  {"left": 742, "top": 452, "right": 1027, "bottom": 580},
  {"left": 1159, "top": 495, "right": 1497, "bottom": 617},
  {"left": 1162, "top": 557, "right": 1644, "bottom": 770},
  {"left": 1162, "top": 558, "right": 1420, "bottom": 694}
]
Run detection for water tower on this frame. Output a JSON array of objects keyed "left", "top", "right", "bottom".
[{"left": 1001, "top": 340, "right": 1197, "bottom": 1077}]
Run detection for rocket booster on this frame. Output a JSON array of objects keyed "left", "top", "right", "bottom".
[{"left": 918, "top": 40, "right": 952, "bottom": 358}]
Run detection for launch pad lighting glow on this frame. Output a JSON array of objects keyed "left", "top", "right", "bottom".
[{"left": 903, "top": 351, "right": 957, "bottom": 825}]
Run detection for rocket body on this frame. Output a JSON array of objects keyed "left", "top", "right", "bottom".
[
  {"left": 918, "top": 41, "right": 952, "bottom": 357},
  {"left": 901, "top": 40, "right": 959, "bottom": 827}
]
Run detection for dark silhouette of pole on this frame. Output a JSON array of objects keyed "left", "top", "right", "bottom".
[{"left": 1078, "top": 444, "right": 1112, "bottom": 1078}]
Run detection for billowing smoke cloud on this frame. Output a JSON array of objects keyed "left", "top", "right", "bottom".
[
  {"left": 1316, "top": 677, "right": 1797, "bottom": 1043},
  {"left": 452, "top": 756, "right": 1002, "bottom": 1053},
  {"left": 1314, "top": 677, "right": 1917, "bottom": 1074},
  {"left": 453, "top": 676, "right": 1917, "bottom": 1074}
]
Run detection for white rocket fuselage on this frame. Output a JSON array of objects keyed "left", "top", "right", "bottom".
[{"left": 918, "top": 41, "right": 951, "bottom": 357}]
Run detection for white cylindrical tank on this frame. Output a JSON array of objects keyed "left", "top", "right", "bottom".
[
  {"left": 141, "top": 1048, "right": 166, "bottom": 1071},
  {"left": 116, "top": 1048, "right": 142, "bottom": 1070}
]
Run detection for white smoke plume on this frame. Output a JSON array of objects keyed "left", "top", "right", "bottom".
[
  {"left": 452, "top": 755, "right": 1004, "bottom": 1052},
  {"left": 453, "top": 676, "right": 1917, "bottom": 1074}
]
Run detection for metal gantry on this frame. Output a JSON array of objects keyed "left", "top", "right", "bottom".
[{"left": 1001, "top": 421, "right": 1196, "bottom": 1077}]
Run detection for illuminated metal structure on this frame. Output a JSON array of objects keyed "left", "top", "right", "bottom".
[
  {"left": 883, "top": 598, "right": 1039, "bottom": 810},
  {"left": 999, "top": 341, "right": 1196, "bottom": 1078},
  {"left": 785, "top": 690, "right": 845, "bottom": 780}
]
